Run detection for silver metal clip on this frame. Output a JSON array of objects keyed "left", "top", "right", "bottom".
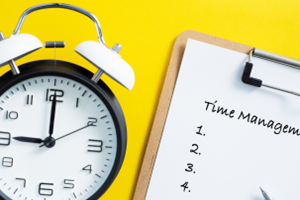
[{"left": 242, "top": 49, "right": 300, "bottom": 97}]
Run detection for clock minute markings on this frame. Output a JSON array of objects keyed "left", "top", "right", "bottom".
[
  {"left": 13, "top": 188, "right": 18, "bottom": 194},
  {"left": 100, "top": 115, "right": 107, "bottom": 119},
  {"left": 22, "top": 84, "right": 26, "bottom": 91},
  {"left": 95, "top": 174, "right": 101, "bottom": 178}
]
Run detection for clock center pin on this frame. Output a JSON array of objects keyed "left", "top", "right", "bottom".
[{"left": 43, "top": 137, "right": 56, "bottom": 148}]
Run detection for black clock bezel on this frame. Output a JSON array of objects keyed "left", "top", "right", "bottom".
[{"left": 0, "top": 60, "right": 127, "bottom": 200}]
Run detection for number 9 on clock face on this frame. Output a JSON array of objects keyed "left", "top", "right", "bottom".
[{"left": 0, "top": 61, "right": 127, "bottom": 200}]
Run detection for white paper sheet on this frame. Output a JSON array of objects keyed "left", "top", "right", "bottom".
[{"left": 146, "top": 39, "right": 300, "bottom": 200}]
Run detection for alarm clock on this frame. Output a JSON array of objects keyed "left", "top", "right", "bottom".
[{"left": 0, "top": 3, "right": 135, "bottom": 200}]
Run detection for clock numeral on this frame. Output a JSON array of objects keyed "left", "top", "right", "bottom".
[
  {"left": 6, "top": 111, "right": 18, "bottom": 119},
  {"left": 26, "top": 95, "right": 33, "bottom": 105},
  {"left": 88, "top": 139, "right": 103, "bottom": 153},
  {"left": 46, "top": 89, "right": 64, "bottom": 102},
  {"left": 16, "top": 178, "right": 26, "bottom": 188},
  {"left": 76, "top": 98, "right": 79, "bottom": 108},
  {"left": 39, "top": 183, "right": 54, "bottom": 196},
  {"left": 0, "top": 132, "right": 11, "bottom": 146},
  {"left": 64, "top": 179, "right": 75, "bottom": 189},
  {"left": 82, "top": 164, "right": 92, "bottom": 174},
  {"left": 2, "top": 157, "right": 13, "bottom": 167},
  {"left": 87, "top": 118, "right": 97, "bottom": 126}
]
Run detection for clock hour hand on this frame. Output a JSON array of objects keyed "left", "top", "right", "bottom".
[{"left": 13, "top": 136, "right": 44, "bottom": 144}]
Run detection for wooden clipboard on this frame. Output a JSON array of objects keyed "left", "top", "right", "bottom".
[{"left": 133, "top": 30, "right": 253, "bottom": 200}]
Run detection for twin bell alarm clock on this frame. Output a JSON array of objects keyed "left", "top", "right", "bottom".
[{"left": 0, "top": 3, "right": 135, "bottom": 200}]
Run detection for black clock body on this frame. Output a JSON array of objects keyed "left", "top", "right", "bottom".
[{"left": 0, "top": 60, "right": 127, "bottom": 200}]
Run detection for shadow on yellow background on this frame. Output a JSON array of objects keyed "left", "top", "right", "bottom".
[{"left": 0, "top": 0, "right": 299, "bottom": 199}]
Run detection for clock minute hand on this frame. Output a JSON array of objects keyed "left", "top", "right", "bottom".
[
  {"left": 39, "top": 125, "right": 91, "bottom": 148},
  {"left": 13, "top": 136, "right": 44, "bottom": 144},
  {"left": 48, "top": 94, "right": 57, "bottom": 138}
]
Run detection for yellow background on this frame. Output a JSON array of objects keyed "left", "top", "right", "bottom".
[{"left": 1, "top": 0, "right": 300, "bottom": 199}]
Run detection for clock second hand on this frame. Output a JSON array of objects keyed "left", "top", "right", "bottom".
[{"left": 39, "top": 124, "right": 91, "bottom": 148}]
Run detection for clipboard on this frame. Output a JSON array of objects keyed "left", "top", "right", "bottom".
[{"left": 133, "top": 30, "right": 300, "bottom": 200}]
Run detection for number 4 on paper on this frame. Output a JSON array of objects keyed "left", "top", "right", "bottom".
[{"left": 180, "top": 182, "right": 191, "bottom": 192}]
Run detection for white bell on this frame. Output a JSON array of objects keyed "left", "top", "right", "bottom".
[
  {"left": 0, "top": 34, "right": 43, "bottom": 69},
  {"left": 75, "top": 41, "right": 135, "bottom": 91}
]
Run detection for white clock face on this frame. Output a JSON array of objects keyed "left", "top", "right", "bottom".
[{"left": 0, "top": 75, "right": 118, "bottom": 200}]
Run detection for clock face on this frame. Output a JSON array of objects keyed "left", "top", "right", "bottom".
[{"left": 0, "top": 74, "right": 120, "bottom": 200}]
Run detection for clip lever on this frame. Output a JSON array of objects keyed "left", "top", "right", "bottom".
[{"left": 242, "top": 50, "right": 300, "bottom": 97}]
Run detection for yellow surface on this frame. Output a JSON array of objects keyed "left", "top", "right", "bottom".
[{"left": 0, "top": 0, "right": 300, "bottom": 199}]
